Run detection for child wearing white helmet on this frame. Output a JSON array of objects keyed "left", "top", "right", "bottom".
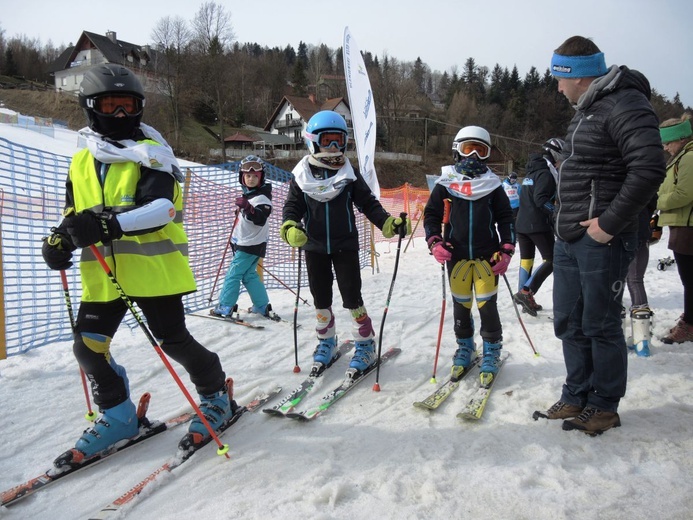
[{"left": 423, "top": 125, "right": 515, "bottom": 385}]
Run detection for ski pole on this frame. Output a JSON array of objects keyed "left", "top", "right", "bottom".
[
  {"left": 373, "top": 212, "right": 408, "bottom": 392},
  {"left": 208, "top": 208, "right": 240, "bottom": 304},
  {"left": 403, "top": 203, "right": 424, "bottom": 253},
  {"left": 60, "top": 270, "right": 97, "bottom": 422},
  {"left": 260, "top": 263, "right": 310, "bottom": 306},
  {"left": 502, "top": 273, "right": 539, "bottom": 357},
  {"left": 430, "top": 198, "right": 451, "bottom": 383},
  {"left": 292, "top": 248, "right": 303, "bottom": 373},
  {"left": 88, "top": 245, "right": 231, "bottom": 458}
]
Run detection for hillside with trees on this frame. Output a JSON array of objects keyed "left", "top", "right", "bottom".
[{"left": 0, "top": 2, "right": 689, "bottom": 184}]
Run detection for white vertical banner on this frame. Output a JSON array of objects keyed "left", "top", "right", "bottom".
[{"left": 343, "top": 26, "right": 380, "bottom": 199}]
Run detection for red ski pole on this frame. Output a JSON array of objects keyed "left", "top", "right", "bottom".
[
  {"left": 89, "top": 245, "right": 231, "bottom": 458},
  {"left": 430, "top": 198, "right": 451, "bottom": 383}
]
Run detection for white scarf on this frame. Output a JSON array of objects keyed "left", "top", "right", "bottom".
[
  {"left": 292, "top": 155, "right": 357, "bottom": 202},
  {"left": 436, "top": 165, "right": 501, "bottom": 201},
  {"left": 78, "top": 123, "right": 183, "bottom": 182}
]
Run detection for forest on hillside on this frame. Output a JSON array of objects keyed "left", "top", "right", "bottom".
[{"left": 0, "top": 2, "right": 690, "bottom": 171}]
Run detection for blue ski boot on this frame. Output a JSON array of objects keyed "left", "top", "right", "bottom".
[
  {"left": 480, "top": 340, "right": 502, "bottom": 386},
  {"left": 451, "top": 337, "right": 475, "bottom": 381},
  {"left": 313, "top": 336, "right": 338, "bottom": 366},
  {"left": 188, "top": 381, "right": 238, "bottom": 440},
  {"left": 349, "top": 339, "right": 377, "bottom": 373},
  {"left": 74, "top": 399, "right": 139, "bottom": 457},
  {"left": 211, "top": 304, "right": 237, "bottom": 318}
]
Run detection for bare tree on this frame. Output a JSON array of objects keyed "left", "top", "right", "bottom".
[
  {"left": 190, "top": 1, "right": 235, "bottom": 163},
  {"left": 151, "top": 16, "right": 192, "bottom": 148}
]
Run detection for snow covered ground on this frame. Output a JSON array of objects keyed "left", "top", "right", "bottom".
[{"left": 0, "top": 118, "right": 692, "bottom": 520}]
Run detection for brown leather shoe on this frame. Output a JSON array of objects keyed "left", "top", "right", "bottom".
[
  {"left": 532, "top": 401, "right": 583, "bottom": 420},
  {"left": 562, "top": 407, "right": 621, "bottom": 435},
  {"left": 662, "top": 319, "right": 693, "bottom": 344}
]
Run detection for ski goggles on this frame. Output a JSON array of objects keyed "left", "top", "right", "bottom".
[
  {"left": 93, "top": 95, "right": 143, "bottom": 116},
  {"left": 455, "top": 140, "right": 491, "bottom": 160},
  {"left": 240, "top": 160, "right": 263, "bottom": 173},
  {"left": 315, "top": 131, "right": 347, "bottom": 149}
]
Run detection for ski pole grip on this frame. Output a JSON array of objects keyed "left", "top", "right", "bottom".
[{"left": 398, "top": 212, "right": 408, "bottom": 238}]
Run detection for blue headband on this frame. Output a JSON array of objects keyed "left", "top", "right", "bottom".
[{"left": 551, "top": 52, "right": 607, "bottom": 78}]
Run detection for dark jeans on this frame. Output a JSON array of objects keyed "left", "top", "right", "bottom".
[{"left": 553, "top": 232, "right": 637, "bottom": 412}]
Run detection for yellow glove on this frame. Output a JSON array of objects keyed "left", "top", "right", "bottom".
[
  {"left": 280, "top": 220, "right": 308, "bottom": 248},
  {"left": 382, "top": 216, "right": 412, "bottom": 239}
]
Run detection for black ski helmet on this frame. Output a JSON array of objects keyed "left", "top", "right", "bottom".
[
  {"left": 542, "top": 137, "right": 565, "bottom": 165},
  {"left": 78, "top": 64, "right": 145, "bottom": 140}
]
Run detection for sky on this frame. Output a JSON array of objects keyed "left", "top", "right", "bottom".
[
  {"left": 2, "top": 0, "right": 693, "bottom": 108},
  {"left": 0, "top": 115, "right": 692, "bottom": 519}
]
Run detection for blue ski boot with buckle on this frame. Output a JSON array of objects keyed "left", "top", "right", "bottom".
[
  {"left": 451, "top": 337, "right": 475, "bottom": 381},
  {"left": 212, "top": 304, "right": 237, "bottom": 318},
  {"left": 480, "top": 340, "right": 502, "bottom": 386},
  {"left": 313, "top": 336, "right": 337, "bottom": 366},
  {"left": 74, "top": 399, "right": 139, "bottom": 457},
  {"left": 349, "top": 339, "right": 377, "bottom": 372},
  {"left": 188, "top": 382, "right": 238, "bottom": 439}
]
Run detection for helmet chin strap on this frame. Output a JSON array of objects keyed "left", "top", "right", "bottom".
[{"left": 308, "top": 151, "right": 345, "bottom": 170}]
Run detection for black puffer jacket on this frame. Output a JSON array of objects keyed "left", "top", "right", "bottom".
[
  {"left": 516, "top": 153, "right": 556, "bottom": 234},
  {"left": 555, "top": 65, "right": 666, "bottom": 242}
]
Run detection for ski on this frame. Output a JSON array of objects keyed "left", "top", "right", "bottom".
[
  {"left": 87, "top": 387, "right": 280, "bottom": 520},
  {"left": 189, "top": 311, "right": 265, "bottom": 329},
  {"left": 1, "top": 394, "right": 194, "bottom": 508},
  {"left": 285, "top": 347, "right": 402, "bottom": 422},
  {"left": 238, "top": 306, "right": 298, "bottom": 327},
  {"left": 456, "top": 353, "right": 509, "bottom": 421},
  {"left": 413, "top": 356, "right": 481, "bottom": 410},
  {"left": 263, "top": 340, "right": 354, "bottom": 417}
]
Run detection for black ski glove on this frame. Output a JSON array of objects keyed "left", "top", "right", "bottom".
[
  {"left": 41, "top": 227, "right": 77, "bottom": 270},
  {"left": 63, "top": 209, "right": 123, "bottom": 248}
]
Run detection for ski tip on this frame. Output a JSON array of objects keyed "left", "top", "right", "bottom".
[
  {"left": 262, "top": 409, "right": 288, "bottom": 417},
  {"left": 285, "top": 412, "right": 310, "bottom": 422}
]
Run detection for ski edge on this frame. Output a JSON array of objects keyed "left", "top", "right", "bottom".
[
  {"left": 456, "top": 353, "right": 510, "bottom": 421},
  {"left": 262, "top": 340, "right": 354, "bottom": 417},
  {"left": 285, "top": 347, "right": 402, "bottom": 422},
  {"left": 412, "top": 356, "right": 481, "bottom": 410},
  {"left": 87, "top": 387, "right": 280, "bottom": 519}
]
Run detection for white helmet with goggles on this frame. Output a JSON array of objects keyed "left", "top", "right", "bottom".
[
  {"left": 452, "top": 125, "right": 492, "bottom": 161},
  {"left": 238, "top": 155, "right": 265, "bottom": 186}
]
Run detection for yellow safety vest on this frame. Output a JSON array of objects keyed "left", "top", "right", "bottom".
[{"left": 69, "top": 145, "right": 197, "bottom": 301}]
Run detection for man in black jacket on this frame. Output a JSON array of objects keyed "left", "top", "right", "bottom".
[{"left": 533, "top": 36, "right": 666, "bottom": 435}]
